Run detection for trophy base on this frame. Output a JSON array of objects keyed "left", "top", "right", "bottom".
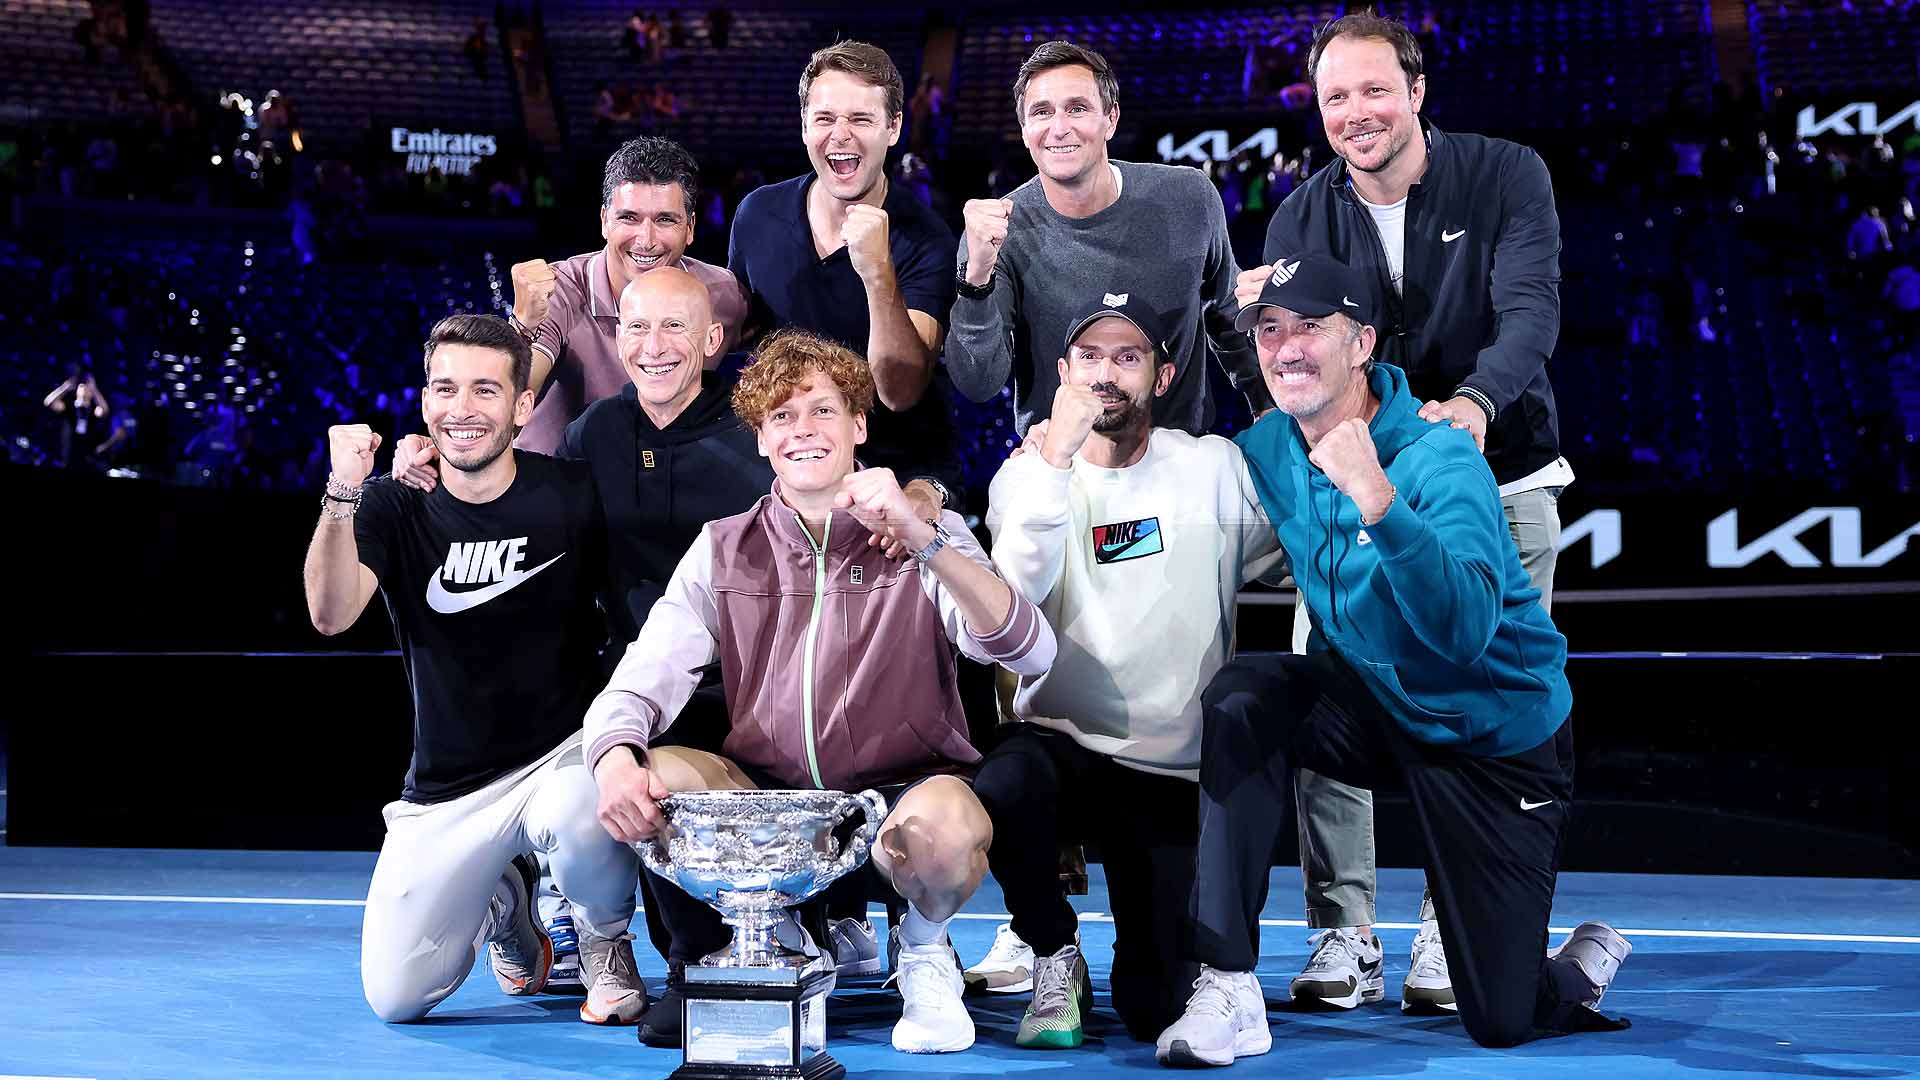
[
  {"left": 668, "top": 1054, "right": 845, "bottom": 1080},
  {"left": 672, "top": 965, "right": 841, "bottom": 1080}
]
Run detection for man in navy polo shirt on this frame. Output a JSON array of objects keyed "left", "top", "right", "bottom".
[{"left": 727, "top": 39, "right": 965, "bottom": 512}]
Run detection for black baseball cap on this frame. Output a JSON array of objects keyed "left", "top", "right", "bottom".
[
  {"left": 1232, "top": 253, "right": 1376, "bottom": 332},
  {"left": 1062, "top": 291, "right": 1172, "bottom": 361}
]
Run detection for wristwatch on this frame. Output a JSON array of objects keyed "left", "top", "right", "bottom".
[
  {"left": 954, "top": 269, "right": 994, "bottom": 300},
  {"left": 911, "top": 522, "right": 955, "bottom": 564}
]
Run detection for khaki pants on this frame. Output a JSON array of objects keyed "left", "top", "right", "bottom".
[{"left": 1294, "top": 486, "right": 1561, "bottom": 927}]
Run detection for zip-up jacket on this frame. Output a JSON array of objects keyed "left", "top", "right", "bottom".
[
  {"left": 583, "top": 485, "right": 1055, "bottom": 791},
  {"left": 1263, "top": 120, "right": 1564, "bottom": 485},
  {"left": 1235, "top": 362, "right": 1570, "bottom": 757}
]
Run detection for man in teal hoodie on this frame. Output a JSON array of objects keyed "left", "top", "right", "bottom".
[{"left": 1155, "top": 253, "right": 1631, "bottom": 1066}]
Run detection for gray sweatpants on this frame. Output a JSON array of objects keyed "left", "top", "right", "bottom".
[
  {"left": 360, "top": 731, "right": 639, "bottom": 1021},
  {"left": 1293, "top": 485, "right": 1562, "bottom": 928}
]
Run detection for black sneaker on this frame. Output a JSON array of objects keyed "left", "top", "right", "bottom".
[{"left": 637, "top": 960, "right": 686, "bottom": 1048}]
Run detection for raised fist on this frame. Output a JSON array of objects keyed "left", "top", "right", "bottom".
[
  {"left": 510, "top": 259, "right": 558, "bottom": 328},
  {"left": 961, "top": 198, "right": 1013, "bottom": 286},
  {"left": 327, "top": 424, "right": 383, "bottom": 489}
]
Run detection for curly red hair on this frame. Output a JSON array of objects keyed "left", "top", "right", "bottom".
[{"left": 731, "top": 329, "right": 876, "bottom": 428}]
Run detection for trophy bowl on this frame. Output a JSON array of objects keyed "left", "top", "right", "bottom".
[{"left": 637, "top": 788, "right": 887, "bottom": 969}]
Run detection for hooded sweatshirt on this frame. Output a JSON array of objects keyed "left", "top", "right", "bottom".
[
  {"left": 1235, "top": 362, "right": 1570, "bottom": 756},
  {"left": 558, "top": 372, "right": 773, "bottom": 653}
]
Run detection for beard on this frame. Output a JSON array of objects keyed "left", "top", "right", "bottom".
[
  {"left": 437, "top": 424, "right": 516, "bottom": 473},
  {"left": 1088, "top": 381, "right": 1148, "bottom": 434}
]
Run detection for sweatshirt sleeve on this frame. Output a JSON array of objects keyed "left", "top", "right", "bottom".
[
  {"left": 1229, "top": 447, "right": 1285, "bottom": 585},
  {"left": 920, "top": 510, "right": 1056, "bottom": 676},
  {"left": 1457, "top": 148, "right": 1561, "bottom": 417},
  {"left": 984, "top": 450, "right": 1075, "bottom": 605},
  {"left": 944, "top": 245, "right": 1019, "bottom": 404},
  {"left": 583, "top": 527, "right": 723, "bottom": 769},
  {"left": 1361, "top": 461, "right": 1506, "bottom": 665}
]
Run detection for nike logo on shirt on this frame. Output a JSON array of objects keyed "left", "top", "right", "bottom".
[
  {"left": 426, "top": 553, "right": 565, "bottom": 614},
  {"left": 1442, "top": 229, "right": 1467, "bottom": 243},
  {"left": 1520, "top": 797, "right": 1553, "bottom": 811}
]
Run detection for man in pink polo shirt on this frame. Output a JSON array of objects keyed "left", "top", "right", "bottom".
[{"left": 510, "top": 136, "right": 749, "bottom": 452}]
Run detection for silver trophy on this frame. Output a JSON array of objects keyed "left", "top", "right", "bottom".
[{"left": 638, "top": 788, "right": 887, "bottom": 1080}]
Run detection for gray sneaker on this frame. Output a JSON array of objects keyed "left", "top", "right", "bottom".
[
  {"left": 1549, "top": 921, "right": 1633, "bottom": 1009},
  {"left": 830, "top": 917, "right": 883, "bottom": 977},
  {"left": 577, "top": 928, "right": 648, "bottom": 1025},
  {"left": 486, "top": 855, "right": 552, "bottom": 996}
]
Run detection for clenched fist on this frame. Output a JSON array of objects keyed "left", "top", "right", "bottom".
[
  {"left": 1039, "top": 384, "right": 1105, "bottom": 469},
  {"left": 960, "top": 198, "right": 1013, "bottom": 287},
  {"left": 327, "top": 424, "right": 383, "bottom": 488},
  {"left": 841, "top": 204, "right": 893, "bottom": 287},
  {"left": 1306, "top": 418, "right": 1395, "bottom": 524},
  {"left": 510, "top": 259, "right": 558, "bottom": 328},
  {"left": 836, "top": 467, "right": 936, "bottom": 554}
]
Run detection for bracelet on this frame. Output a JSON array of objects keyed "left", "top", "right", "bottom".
[
  {"left": 1452, "top": 385, "right": 1497, "bottom": 423},
  {"left": 325, "top": 474, "right": 364, "bottom": 501},
  {"left": 320, "top": 494, "right": 358, "bottom": 521},
  {"left": 1363, "top": 484, "right": 1398, "bottom": 527}
]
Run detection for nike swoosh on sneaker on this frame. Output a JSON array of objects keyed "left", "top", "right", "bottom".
[{"left": 426, "top": 554, "right": 565, "bottom": 614}]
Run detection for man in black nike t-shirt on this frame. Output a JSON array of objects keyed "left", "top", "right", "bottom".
[{"left": 302, "top": 314, "right": 648, "bottom": 1027}]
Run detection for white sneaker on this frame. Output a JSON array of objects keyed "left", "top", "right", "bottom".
[
  {"left": 1549, "top": 921, "right": 1633, "bottom": 1009},
  {"left": 963, "top": 923, "right": 1035, "bottom": 995},
  {"left": 486, "top": 855, "right": 552, "bottom": 996},
  {"left": 1401, "top": 919, "right": 1456, "bottom": 1013},
  {"left": 1288, "top": 927, "right": 1383, "bottom": 1009},
  {"left": 890, "top": 937, "right": 975, "bottom": 1053},
  {"left": 829, "top": 917, "right": 883, "bottom": 977},
  {"left": 1156, "top": 966, "right": 1271, "bottom": 1067},
  {"left": 576, "top": 928, "right": 648, "bottom": 1025}
]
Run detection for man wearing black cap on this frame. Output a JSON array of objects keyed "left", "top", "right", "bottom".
[
  {"left": 1233, "top": 10, "right": 1574, "bottom": 1016},
  {"left": 1156, "top": 254, "right": 1628, "bottom": 1066},
  {"left": 976, "top": 295, "right": 1281, "bottom": 1049}
]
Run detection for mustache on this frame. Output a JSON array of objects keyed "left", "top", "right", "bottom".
[{"left": 1088, "top": 381, "right": 1126, "bottom": 400}]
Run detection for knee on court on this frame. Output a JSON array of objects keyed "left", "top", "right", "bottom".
[
  {"left": 362, "top": 968, "right": 438, "bottom": 1024},
  {"left": 1461, "top": 1007, "right": 1534, "bottom": 1049}
]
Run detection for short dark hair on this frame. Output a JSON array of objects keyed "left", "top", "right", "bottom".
[
  {"left": 1013, "top": 40, "right": 1119, "bottom": 121},
  {"left": 1306, "top": 10, "right": 1424, "bottom": 94},
  {"left": 422, "top": 314, "right": 533, "bottom": 394},
  {"left": 799, "top": 40, "right": 904, "bottom": 121},
  {"left": 601, "top": 136, "right": 701, "bottom": 218}
]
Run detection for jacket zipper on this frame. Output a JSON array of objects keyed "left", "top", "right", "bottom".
[{"left": 797, "top": 512, "right": 831, "bottom": 789}]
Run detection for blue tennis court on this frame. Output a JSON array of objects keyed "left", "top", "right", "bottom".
[{"left": 2, "top": 847, "right": 1914, "bottom": 1079}]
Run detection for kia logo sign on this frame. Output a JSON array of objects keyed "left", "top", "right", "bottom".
[
  {"left": 1795, "top": 101, "right": 1920, "bottom": 139},
  {"left": 1559, "top": 507, "right": 1920, "bottom": 570},
  {"left": 1157, "top": 128, "right": 1279, "bottom": 165}
]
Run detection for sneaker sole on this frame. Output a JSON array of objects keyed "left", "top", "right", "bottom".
[
  {"left": 1157, "top": 1026, "right": 1272, "bottom": 1067},
  {"left": 1016, "top": 1026, "right": 1083, "bottom": 1050},
  {"left": 963, "top": 971, "right": 1033, "bottom": 995},
  {"left": 580, "top": 997, "right": 648, "bottom": 1025},
  {"left": 892, "top": 1031, "right": 976, "bottom": 1054},
  {"left": 1288, "top": 976, "right": 1384, "bottom": 1010},
  {"left": 1400, "top": 990, "right": 1458, "bottom": 1015}
]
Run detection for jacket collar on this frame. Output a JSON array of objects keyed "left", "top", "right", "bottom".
[{"left": 763, "top": 480, "right": 872, "bottom": 555}]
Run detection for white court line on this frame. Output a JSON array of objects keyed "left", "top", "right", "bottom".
[
  {"left": 5, "top": 893, "right": 1915, "bottom": 945},
  {"left": 0, "top": 1075, "right": 99, "bottom": 1079}
]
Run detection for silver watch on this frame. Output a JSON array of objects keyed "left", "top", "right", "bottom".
[{"left": 911, "top": 522, "right": 955, "bottom": 564}]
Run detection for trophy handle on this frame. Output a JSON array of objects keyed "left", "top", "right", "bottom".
[
  {"left": 633, "top": 793, "right": 679, "bottom": 881},
  {"left": 823, "top": 788, "right": 888, "bottom": 887}
]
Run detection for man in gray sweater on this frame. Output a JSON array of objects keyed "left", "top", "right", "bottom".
[{"left": 945, "top": 40, "right": 1265, "bottom": 437}]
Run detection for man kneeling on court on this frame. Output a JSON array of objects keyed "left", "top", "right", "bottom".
[
  {"left": 1155, "top": 255, "right": 1632, "bottom": 1065},
  {"left": 305, "top": 315, "right": 647, "bottom": 1025},
  {"left": 585, "top": 329, "right": 1056, "bottom": 1054}
]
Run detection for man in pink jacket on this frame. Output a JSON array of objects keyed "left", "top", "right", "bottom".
[{"left": 585, "top": 328, "right": 1056, "bottom": 1055}]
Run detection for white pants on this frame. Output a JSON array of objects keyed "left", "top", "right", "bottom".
[{"left": 360, "top": 732, "right": 638, "bottom": 1021}]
